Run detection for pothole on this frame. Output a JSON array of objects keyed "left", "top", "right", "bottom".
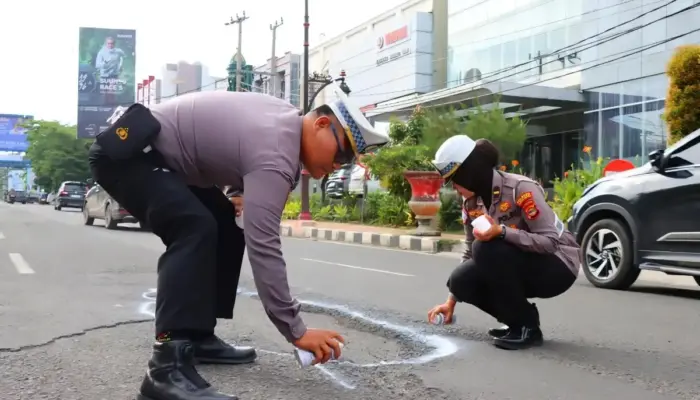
[{"left": 139, "top": 287, "right": 459, "bottom": 389}]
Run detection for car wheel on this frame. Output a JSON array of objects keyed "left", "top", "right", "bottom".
[
  {"left": 56, "top": 204, "right": 62, "bottom": 211},
  {"left": 83, "top": 206, "right": 94, "bottom": 226},
  {"left": 581, "top": 218, "right": 639, "bottom": 290},
  {"left": 104, "top": 204, "right": 119, "bottom": 230}
]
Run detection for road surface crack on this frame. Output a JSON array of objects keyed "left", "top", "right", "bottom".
[{"left": 0, "top": 318, "right": 152, "bottom": 353}]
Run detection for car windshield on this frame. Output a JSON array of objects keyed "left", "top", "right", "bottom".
[{"left": 64, "top": 183, "right": 87, "bottom": 192}]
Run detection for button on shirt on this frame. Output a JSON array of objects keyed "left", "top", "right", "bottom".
[
  {"left": 149, "top": 91, "right": 305, "bottom": 342},
  {"left": 461, "top": 171, "right": 581, "bottom": 276}
]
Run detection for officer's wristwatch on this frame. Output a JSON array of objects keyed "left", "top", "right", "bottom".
[{"left": 499, "top": 224, "right": 507, "bottom": 239}]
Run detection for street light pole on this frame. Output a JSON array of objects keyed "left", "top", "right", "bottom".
[{"left": 299, "top": 0, "right": 312, "bottom": 220}]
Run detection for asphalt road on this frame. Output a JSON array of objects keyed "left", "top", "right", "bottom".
[{"left": 1, "top": 202, "right": 699, "bottom": 400}]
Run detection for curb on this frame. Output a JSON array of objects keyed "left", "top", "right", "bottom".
[{"left": 280, "top": 225, "right": 465, "bottom": 254}]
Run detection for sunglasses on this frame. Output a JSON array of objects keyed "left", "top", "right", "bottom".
[{"left": 329, "top": 123, "right": 356, "bottom": 164}]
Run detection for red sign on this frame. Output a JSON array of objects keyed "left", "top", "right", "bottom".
[
  {"left": 603, "top": 159, "right": 635, "bottom": 176},
  {"left": 384, "top": 26, "right": 408, "bottom": 47}
]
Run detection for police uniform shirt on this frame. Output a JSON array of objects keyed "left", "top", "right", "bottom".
[
  {"left": 461, "top": 170, "right": 581, "bottom": 276},
  {"left": 149, "top": 91, "right": 305, "bottom": 343}
]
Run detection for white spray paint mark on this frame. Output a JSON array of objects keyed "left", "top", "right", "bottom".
[
  {"left": 9, "top": 253, "right": 34, "bottom": 274},
  {"left": 138, "top": 287, "right": 458, "bottom": 390},
  {"left": 300, "top": 258, "right": 415, "bottom": 277}
]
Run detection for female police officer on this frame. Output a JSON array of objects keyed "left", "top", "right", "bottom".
[{"left": 427, "top": 136, "right": 581, "bottom": 350}]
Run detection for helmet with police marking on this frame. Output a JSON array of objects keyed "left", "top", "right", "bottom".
[
  {"left": 432, "top": 135, "right": 476, "bottom": 180},
  {"left": 325, "top": 82, "right": 389, "bottom": 157}
]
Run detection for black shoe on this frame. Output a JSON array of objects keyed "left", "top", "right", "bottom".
[
  {"left": 137, "top": 340, "right": 238, "bottom": 400},
  {"left": 493, "top": 326, "right": 544, "bottom": 350},
  {"left": 488, "top": 303, "right": 541, "bottom": 339},
  {"left": 193, "top": 335, "right": 257, "bottom": 365}
]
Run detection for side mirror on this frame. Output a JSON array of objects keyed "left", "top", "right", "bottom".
[{"left": 649, "top": 150, "right": 664, "bottom": 170}]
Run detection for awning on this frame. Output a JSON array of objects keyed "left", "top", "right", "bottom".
[{"left": 366, "top": 80, "right": 586, "bottom": 122}]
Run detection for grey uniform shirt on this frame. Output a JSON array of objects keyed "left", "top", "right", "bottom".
[
  {"left": 460, "top": 170, "right": 581, "bottom": 276},
  {"left": 149, "top": 91, "right": 306, "bottom": 342}
]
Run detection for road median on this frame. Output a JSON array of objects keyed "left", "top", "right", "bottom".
[{"left": 280, "top": 222, "right": 465, "bottom": 254}]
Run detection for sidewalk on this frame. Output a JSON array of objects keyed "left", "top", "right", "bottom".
[{"left": 280, "top": 220, "right": 466, "bottom": 254}]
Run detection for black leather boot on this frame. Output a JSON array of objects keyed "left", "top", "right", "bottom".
[
  {"left": 488, "top": 303, "right": 540, "bottom": 338},
  {"left": 193, "top": 335, "right": 257, "bottom": 365},
  {"left": 492, "top": 326, "right": 544, "bottom": 350},
  {"left": 137, "top": 340, "right": 238, "bottom": 400}
]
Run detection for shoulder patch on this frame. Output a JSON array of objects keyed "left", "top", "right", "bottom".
[
  {"left": 516, "top": 191, "right": 533, "bottom": 207},
  {"left": 499, "top": 201, "right": 511, "bottom": 212}
]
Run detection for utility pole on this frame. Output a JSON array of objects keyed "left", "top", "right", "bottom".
[
  {"left": 299, "top": 0, "right": 312, "bottom": 220},
  {"left": 270, "top": 18, "right": 284, "bottom": 98},
  {"left": 225, "top": 12, "right": 249, "bottom": 91}
]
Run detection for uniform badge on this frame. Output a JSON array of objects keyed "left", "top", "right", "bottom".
[
  {"left": 468, "top": 209, "right": 484, "bottom": 219},
  {"left": 492, "top": 186, "right": 501, "bottom": 202},
  {"left": 509, "top": 224, "right": 518, "bottom": 229},
  {"left": 499, "top": 201, "right": 511, "bottom": 212},
  {"left": 516, "top": 191, "right": 540, "bottom": 220},
  {"left": 516, "top": 191, "right": 533, "bottom": 207},
  {"left": 115, "top": 127, "right": 129, "bottom": 140}
]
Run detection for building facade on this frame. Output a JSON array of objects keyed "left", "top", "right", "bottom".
[
  {"left": 159, "top": 61, "right": 205, "bottom": 100},
  {"left": 302, "top": 0, "right": 447, "bottom": 113},
  {"left": 367, "top": 0, "right": 699, "bottom": 186},
  {"left": 253, "top": 52, "right": 302, "bottom": 108}
]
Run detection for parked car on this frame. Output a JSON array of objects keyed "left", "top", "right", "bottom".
[
  {"left": 569, "top": 128, "right": 700, "bottom": 290},
  {"left": 348, "top": 164, "right": 384, "bottom": 197},
  {"left": 83, "top": 184, "right": 145, "bottom": 230},
  {"left": 53, "top": 181, "right": 88, "bottom": 211},
  {"left": 46, "top": 192, "right": 57, "bottom": 205},
  {"left": 38, "top": 192, "right": 49, "bottom": 204},
  {"left": 325, "top": 164, "right": 353, "bottom": 199},
  {"left": 12, "top": 191, "right": 28, "bottom": 204}
]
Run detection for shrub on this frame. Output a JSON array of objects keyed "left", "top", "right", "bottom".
[
  {"left": 548, "top": 147, "right": 605, "bottom": 221},
  {"left": 332, "top": 204, "right": 350, "bottom": 222},
  {"left": 375, "top": 193, "right": 411, "bottom": 226},
  {"left": 438, "top": 194, "right": 463, "bottom": 232},
  {"left": 664, "top": 45, "right": 700, "bottom": 145},
  {"left": 282, "top": 199, "right": 301, "bottom": 220}
]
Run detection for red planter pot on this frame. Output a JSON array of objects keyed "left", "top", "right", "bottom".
[{"left": 403, "top": 171, "right": 443, "bottom": 236}]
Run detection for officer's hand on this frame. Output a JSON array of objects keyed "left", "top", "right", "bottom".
[
  {"left": 428, "top": 302, "right": 455, "bottom": 324},
  {"left": 472, "top": 214, "right": 502, "bottom": 242},
  {"left": 230, "top": 196, "right": 243, "bottom": 216},
  {"left": 293, "top": 329, "right": 345, "bottom": 365}
]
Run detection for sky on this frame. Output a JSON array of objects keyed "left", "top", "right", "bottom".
[{"left": 0, "top": 0, "right": 408, "bottom": 125}]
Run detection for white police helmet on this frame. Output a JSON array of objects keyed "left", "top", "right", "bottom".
[
  {"left": 326, "top": 83, "right": 389, "bottom": 156},
  {"left": 432, "top": 135, "right": 476, "bottom": 180}
]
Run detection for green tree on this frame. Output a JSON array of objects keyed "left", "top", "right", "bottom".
[
  {"left": 664, "top": 45, "right": 700, "bottom": 145},
  {"left": 24, "top": 121, "right": 92, "bottom": 192},
  {"left": 461, "top": 100, "right": 527, "bottom": 164}
]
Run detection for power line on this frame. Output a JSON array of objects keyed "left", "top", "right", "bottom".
[
  {"left": 328, "top": 0, "right": 649, "bottom": 77},
  {"left": 348, "top": 0, "right": 678, "bottom": 90},
  {"left": 351, "top": 0, "right": 698, "bottom": 100},
  {"left": 369, "top": 26, "right": 700, "bottom": 114}
]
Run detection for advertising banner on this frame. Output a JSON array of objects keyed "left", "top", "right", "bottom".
[
  {"left": 0, "top": 114, "right": 33, "bottom": 152},
  {"left": 77, "top": 27, "right": 136, "bottom": 138}
]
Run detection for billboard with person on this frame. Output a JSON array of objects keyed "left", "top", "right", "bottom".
[
  {"left": 0, "top": 114, "right": 33, "bottom": 152},
  {"left": 77, "top": 27, "right": 136, "bottom": 138}
]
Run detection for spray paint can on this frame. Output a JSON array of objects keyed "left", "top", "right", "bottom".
[
  {"left": 235, "top": 212, "right": 244, "bottom": 229},
  {"left": 294, "top": 341, "right": 344, "bottom": 368},
  {"left": 431, "top": 313, "right": 456, "bottom": 325}
]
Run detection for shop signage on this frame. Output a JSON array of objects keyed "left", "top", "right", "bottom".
[
  {"left": 376, "top": 25, "right": 411, "bottom": 65},
  {"left": 376, "top": 47, "right": 411, "bottom": 66}
]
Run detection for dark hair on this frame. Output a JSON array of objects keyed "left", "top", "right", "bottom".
[
  {"left": 473, "top": 138, "right": 500, "bottom": 168},
  {"left": 314, "top": 104, "right": 335, "bottom": 117}
]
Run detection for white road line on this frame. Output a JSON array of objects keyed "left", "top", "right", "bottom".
[
  {"left": 300, "top": 258, "right": 414, "bottom": 277},
  {"left": 0, "top": 232, "right": 4, "bottom": 239},
  {"left": 9, "top": 253, "right": 35, "bottom": 274}
]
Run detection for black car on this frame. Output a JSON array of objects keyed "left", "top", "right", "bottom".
[
  {"left": 569, "top": 128, "right": 700, "bottom": 290},
  {"left": 83, "top": 184, "right": 144, "bottom": 230},
  {"left": 325, "top": 164, "right": 353, "bottom": 199},
  {"left": 53, "top": 181, "right": 88, "bottom": 210}
]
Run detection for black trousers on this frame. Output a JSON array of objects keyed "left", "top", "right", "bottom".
[
  {"left": 447, "top": 240, "right": 576, "bottom": 327},
  {"left": 89, "top": 149, "right": 246, "bottom": 335}
]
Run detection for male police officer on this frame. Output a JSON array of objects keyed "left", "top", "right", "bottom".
[{"left": 89, "top": 84, "right": 388, "bottom": 400}]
